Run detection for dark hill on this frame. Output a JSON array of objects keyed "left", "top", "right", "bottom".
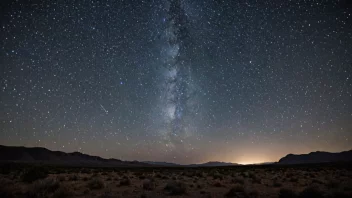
[
  {"left": 278, "top": 150, "right": 352, "bottom": 164},
  {"left": 0, "top": 145, "right": 148, "bottom": 167}
]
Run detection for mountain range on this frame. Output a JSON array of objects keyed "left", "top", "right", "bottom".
[
  {"left": 1, "top": 145, "right": 351, "bottom": 166},
  {"left": 277, "top": 150, "right": 352, "bottom": 164}
]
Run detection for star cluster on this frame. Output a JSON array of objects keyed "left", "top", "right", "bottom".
[{"left": 0, "top": 0, "right": 351, "bottom": 164}]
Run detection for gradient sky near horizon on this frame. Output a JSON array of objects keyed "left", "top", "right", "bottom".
[{"left": 1, "top": 0, "right": 351, "bottom": 165}]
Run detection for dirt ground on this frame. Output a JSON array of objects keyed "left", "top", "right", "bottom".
[{"left": 0, "top": 163, "right": 351, "bottom": 198}]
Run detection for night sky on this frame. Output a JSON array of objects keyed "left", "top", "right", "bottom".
[{"left": 1, "top": 0, "right": 351, "bottom": 164}]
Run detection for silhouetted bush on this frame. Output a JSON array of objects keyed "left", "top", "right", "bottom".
[
  {"left": 232, "top": 177, "right": 245, "bottom": 184},
  {"left": 87, "top": 177, "right": 105, "bottom": 189},
  {"left": 273, "top": 180, "right": 283, "bottom": 187},
  {"left": 328, "top": 190, "right": 352, "bottom": 198},
  {"left": 120, "top": 176, "right": 131, "bottom": 186},
  {"left": 52, "top": 186, "right": 73, "bottom": 198},
  {"left": 212, "top": 172, "right": 223, "bottom": 180},
  {"left": 247, "top": 189, "right": 259, "bottom": 198},
  {"left": 0, "top": 185, "right": 15, "bottom": 198},
  {"left": 225, "top": 184, "right": 245, "bottom": 197},
  {"left": 326, "top": 180, "right": 339, "bottom": 189},
  {"left": 57, "top": 175, "right": 66, "bottom": 182},
  {"left": 290, "top": 177, "right": 298, "bottom": 183},
  {"left": 213, "top": 181, "right": 223, "bottom": 187},
  {"left": 22, "top": 167, "right": 48, "bottom": 183},
  {"left": 27, "top": 178, "right": 60, "bottom": 197},
  {"left": 69, "top": 174, "right": 79, "bottom": 181},
  {"left": 279, "top": 188, "right": 297, "bottom": 198},
  {"left": 164, "top": 180, "right": 187, "bottom": 195},
  {"left": 299, "top": 186, "right": 324, "bottom": 198},
  {"left": 143, "top": 178, "right": 155, "bottom": 190}
]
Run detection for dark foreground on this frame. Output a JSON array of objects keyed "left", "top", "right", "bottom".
[{"left": 0, "top": 162, "right": 351, "bottom": 198}]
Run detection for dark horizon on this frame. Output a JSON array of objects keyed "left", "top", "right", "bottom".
[
  {"left": 1, "top": 0, "right": 351, "bottom": 165},
  {"left": 1, "top": 144, "right": 351, "bottom": 166}
]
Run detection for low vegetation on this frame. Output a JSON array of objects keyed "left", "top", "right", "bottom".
[
  {"left": 164, "top": 180, "right": 187, "bottom": 195},
  {"left": 87, "top": 177, "right": 105, "bottom": 190},
  {"left": 21, "top": 166, "right": 48, "bottom": 183},
  {"left": 0, "top": 163, "right": 350, "bottom": 197}
]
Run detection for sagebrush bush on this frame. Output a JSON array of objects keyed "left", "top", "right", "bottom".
[
  {"left": 232, "top": 177, "right": 245, "bottom": 184},
  {"left": 0, "top": 185, "right": 15, "bottom": 198},
  {"left": 164, "top": 180, "right": 187, "bottom": 195},
  {"left": 299, "top": 186, "right": 324, "bottom": 198},
  {"left": 212, "top": 172, "right": 223, "bottom": 180},
  {"left": 120, "top": 176, "right": 131, "bottom": 186},
  {"left": 52, "top": 186, "right": 73, "bottom": 198},
  {"left": 143, "top": 178, "right": 155, "bottom": 190},
  {"left": 22, "top": 167, "right": 48, "bottom": 183},
  {"left": 279, "top": 188, "right": 297, "bottom": 198},
  {"left": 225, "top": 184, "right": 245, "bottom": 197},
  {"left": 87, "top": 177, "right": 105, "bottom": 189},
  {"left": 69, "top": 174, "right": 79, "bottom": 181},
  {"left": 27, "top": 178, "right": 60, "bottom": 198}
]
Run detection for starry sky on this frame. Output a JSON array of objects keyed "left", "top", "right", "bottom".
[{"left": 1, "top": 0, "right": 351, "bottom": 165}]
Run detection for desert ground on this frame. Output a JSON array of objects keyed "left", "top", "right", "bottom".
[{"left": 0, "top": 163, "right": 351, "bottom": 198}]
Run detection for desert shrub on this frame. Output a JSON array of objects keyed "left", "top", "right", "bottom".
[
  {"left": 69, "top": 174, "right": 79, "bottom": 181},
  {"left": 164, "top": 180, "right": 187, "bottom": 195},
  {"left": 241, "top": 172, "right": 249, "bottom": 178},
  {"left": 248, "top": 172, "right": 255, "bottom": 179},
  {"left": 87, "top": 177, "right": 105, "bottom": 189},
  {"left": 213, "top": 181, "right": 223, "bottom": 187},
  {"left": 57, "top": 175, "right": 66, "bottom": 182},
  {"left": 83, "top": 189, "right": 90, "bottom": 195},
  {"left": 299, "top": 186, "right": 324, "bottom": 198},
  {"left": 273, "top": 180, "right": 282, "bottom": 187},
  {"left": 155, "top": 173, "right": 162, "bottom": 178},
  {"left": 98, "top": 191, "right": 115, "bottom": 198},
  {"left": 91, "top": 173, "right": 99, "bottom": 178},
  {"left": 200, "top": 190, "right": 207, "bottom": 194},
  {"left": 312, "top": 179, "right": 324, "bottom": 185},
  {"left": 120, "top": 176, "right": 131, "bottom": 186},
  {"left": 225, "top": 184, "right": 245, "bottom": 197},
  {"left": 0, "top": 185, "right": 15, "bottom": 198},
  {"left": 212, "top": 172, "right": 223, "bottom": 180},
  {"left": 286, "top": 172, "right": 294, "bottom": 178},
  {"left": 52, "top": 186, "right": 73, "bottom": 198},
  {"left": 279, "top": 188, "right": 297, "bottom": 198},
  {"left": 326, "top": 180, "right": 339, "bottom": 189},
  {"left": 252, "top": 176, "right": 261, "bottom": 184},
  {"left": 328, "top": 190, "right": 352, "bottom": 198},
  {"left": 247, "top": 189, "right": 259, "bottom": 198},
  {"left": 22, "top": 167, "right": 48, "bottom": 183},
  {"left": 195, "top": 171, "right": 205, "bottom": 178},
  {"left": 290, "top": 177, "right": 298, "bottom": 183},
  {"left": 139, "top": 175, "right": 146, "bottom": 179},
  {"left": 143, "top": 178, "right": 155, "bottom": 190},
  {"left": 232, "top": 177, "right": 245, "bottom": 184},
  {"left": 28, "top": 178, "right": 60, "bottom": 198}
]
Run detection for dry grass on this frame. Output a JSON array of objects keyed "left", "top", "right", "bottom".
[{"left": 0, "top": 164, "right": 350, "bottom": 197}]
